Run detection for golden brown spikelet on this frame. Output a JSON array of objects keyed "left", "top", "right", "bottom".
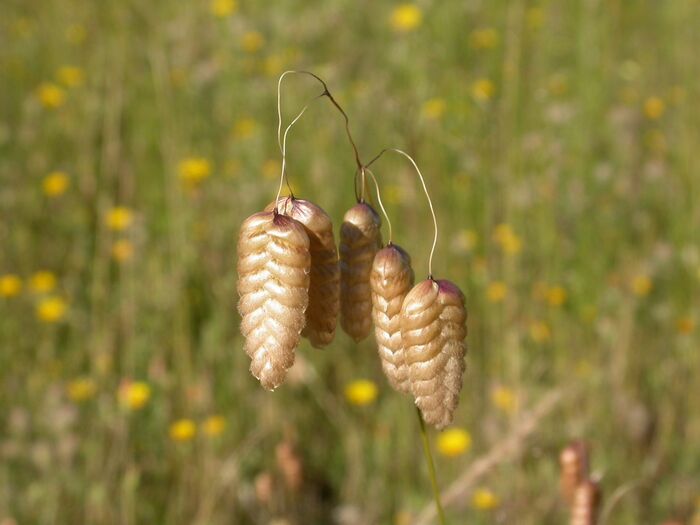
[
  {"left": 339, "top": 202, "right": 382, "bottom": 342},
  {"left": 570, "top": 479, "right": 601, "bottom": 525},
  {"left": 560, "top": 441, "right": 590, "bottom": 506},
  {"left": 266, "top": 197, "right": 340, "bottom": 348},
  {"left": 401, "top": 278, "right": 467, "bottom": 429},
  {"left": 237, "top": 211, "right": 310, "bottom": 390},
  {"left": 370, "top": 243, "right": 414, "bottom": 393}
]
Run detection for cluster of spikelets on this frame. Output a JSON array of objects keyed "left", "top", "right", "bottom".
[
  {"left": 237, "top": 195, "right": 467, "bottom": 429},
  {"left": 560, "top": 441, "right": 602, "bottom": 525}
]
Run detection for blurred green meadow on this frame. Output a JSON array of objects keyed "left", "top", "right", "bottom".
[{"left": 1, "top": 0, "right": 699, "bottom": 523}]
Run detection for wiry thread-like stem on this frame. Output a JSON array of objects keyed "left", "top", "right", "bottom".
[
  {"left": 277, "top": 70, "right": 366, "bottom": 201},
  {"left": 417, "top": 407, "right": 447, "bottom": 525},
  {"left": 274, "top": 101, "right": 317, "bottom": 207},
  {"left": 367, "top": 148, "right": 439, "bottom": 278},
  {"left": 364, "top": 167, "right": 393, "bottom": 243}
]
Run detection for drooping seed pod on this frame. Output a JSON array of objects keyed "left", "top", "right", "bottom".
[
  {"left": 570, "top": 479, "right": 601, "bottom": 525},
  {"left": 237, "top": 211, "right": 310, "bottom": 390},
  {"left": 339, "top": 202, "right": 382, "bottom": 342},
  {"left": 266, "top": 197, "right": 339, "bottom": 348},
  {"left": 401, "top": 279, "right": 467, "bottom": 429},
  {"left": 370, "top": 243, "right": 414, "bottom": 394},
  {"left": 560, "top": 441, "right": 590, "bottom": 506}
]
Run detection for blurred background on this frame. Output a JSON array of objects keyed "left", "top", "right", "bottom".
[{"left": 1, "top": 0, "right": 698, "bottom": 523}]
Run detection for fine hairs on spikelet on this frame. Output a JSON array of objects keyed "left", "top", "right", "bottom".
[
  {"left": 570, "top": 479, "right": 601, "bottom": 525},
  {"left": 560, "top": 441, "right": 590, "bottom": 506},
  {"left": 339, "top": 202, "right": 382, "bottom": 342},
  {"left": 401, "top": 278, "right": 467, "bottom": 429},
  {"left": 237, "top": 211, "right": 310, "bottom": 390},
  {"left": 370, "top": 243, "right": 414, "bottom": 393},
  {"left": 266, "top": 197, "right": 339, "bottom": 348}
]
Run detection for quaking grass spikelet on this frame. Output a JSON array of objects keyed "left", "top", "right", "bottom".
[
  {"left": 340, "top": 202, "right": 382, "bottom": 342},
  {"left": 560, "top": 441, "right": 589, "bottom": 506},
  {"left": 237, "top": 211, "right": 310, "bottom": 390},
  {"left": 370, "top": 243, "right": 414, "bottom": 393},
  {"left": 570, "top": 479, "right": 601, "bottom": 525},
  {"left": 401, "top": 278, "right": 467, "bottom": 429},
  {"left": 266, "top": 197, "right": 339, "bottom": 348}
]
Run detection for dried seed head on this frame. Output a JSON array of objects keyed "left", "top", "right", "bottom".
[
  {"left": 570, "top": 479, "right": 601, "bottom": 525},
  {"left": 266, "top": 197, "right": 340, "bottom": 348},
  {"left": 401, "top": 279, "right": 467, "bottom": 429},
  {"left": 370, "top": 244, "right": 414, "bottom": 394},
  {"left": 237, "top": 211, "right": 310, "bottom": 390},
  {"left": 560, "top": 441, "right": 590, "bottom": 506},
  {"left": 340, "top": 202, "right": 382, "bottom": 342},
  {"left": 275, "top": 440, "right": 303, "bottom": 492}
]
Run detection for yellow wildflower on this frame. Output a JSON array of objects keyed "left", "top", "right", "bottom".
[
  {"left": 390, "top": 4, "right": 423, "bottom": 32},
  {"left": 105, "top": 207, "right": 134, "bottom": 231},
  {"left": 677, "top": 316, "right": 694, "bottom": 335},
  {"left": 472, "top": 78, "right": 495, "bottom": 102},
  {"left": 262, "top": 159, "right": 281, "bottom": 180},
  {"left": 422, "top": 98, "right": 446, "bottom": 120},
  {"left": 42, "top": 171, "right": 70, "bottom": 197},
  {"left": 210, "top": 0, "right": 237, "bottom": 18},
  {"left": 178, "top": 157, "right": 212, "bottom": 187},
  {"left": 56, "top": 66, "right": 84, "bottom": 87},
  {"left": 630, "top": 274, "right": 652, "bottom": 296},
  {"left": 486, "top": 281, "right": 508, "bottom": 303},
  {"left": 36, "top": 296, "right": 67, "bottom": 323},
  {"left": 643, "top": 96, "right": 665, "bottom": 120},
  {"left": 529, "top": 321, "right": 551, "bottom": 343},
  {"left": 452, "top": 229, "right": 478, "bottom": 254},
  {"left": 232, "top": 117, "right": 257, "bottom": 139},
  {"left": 30, "top": 271, "right": 57, "bottom": 293},
  {"left": 436, "top": 428, "right": 472, "bottom": 457},
  {"left": 202, "top": 415, "right": 227, "bottom": 437},
  {"left": 112, "top": 239, "right": 134, "bottom": 262},
  {"left": 0, "top": 274, "right": 22, "bottom": 297},
  {"left": 470, "top": 28, "right": 499, "bottom": 49},
  {"left": 119, "top": 381, "right": 151, "bottom": 410},
  {"left": 170, "top": 419, "right": 197, "bottom": 442},
  {"left": 546, "top": 285, "right": 567, "bottom": 307},
  {"left": 344, "top": 379, "right": 378, "bottom": 406},
  {"left": 491, "top": 386, "right": 517, "bottom": 414},
  {"left": 67, "top": 377, "right": 97, "bottom": 402},
  {"left": 36, "top": 83, "right": 65, "bottom": 109},
  {"left": 472, "top": 488, "right": 499, "bottom": 510},
  {"left": 66, "top": 24, "right": 86, "bottom": 45},
  {"left": 241, "top": 31, "right": 265, "bottom": 53},
  {"left": 493, "top": 223, "right": 521, "bottom": 255}
]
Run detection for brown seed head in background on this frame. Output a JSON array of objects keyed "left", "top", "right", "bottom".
[
  {"left": 370, "top": 243, "right": 414, "bottom": 394},
  {"left": 339, "top": 202, "right": 382, "bottom": 342},
  {"left": 266, "top": 197, "right": 339, "bottom": 348},
  {"left": 570, "top": 479, "right": 601, "bottom": 525},
  {"left": 401, "top": 278, "right": 467, "bottom": 429},
  {"left": 560, "top": 440, "right": 590, "bottom": 506},
  {"left": 237, "top": 211, "right": 310, "bottom": 390}
]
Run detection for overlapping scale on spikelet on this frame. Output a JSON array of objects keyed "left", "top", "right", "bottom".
[
  {"left": 237, "top": 211, "right": 310, "bottom": 390},
  {"left": 370, "top": 244, "right": 414, "bottom": 393},
  {"left": 339, "top": 203, "right": 382, "bottom": 342},
  {"left": 266, "top": 197, "right": 339, "bottom": 348},
  {"left": 401, "top": 278, "right": 467, "bottom": 429}
]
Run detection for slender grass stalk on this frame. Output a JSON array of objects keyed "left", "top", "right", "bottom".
[{"left": 416, "top": 407, "right": 447, "bottom": 525}]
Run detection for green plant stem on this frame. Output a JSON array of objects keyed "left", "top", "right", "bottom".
[{"left": 416, "top": 407, "right": 447, "bottom": 525}]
